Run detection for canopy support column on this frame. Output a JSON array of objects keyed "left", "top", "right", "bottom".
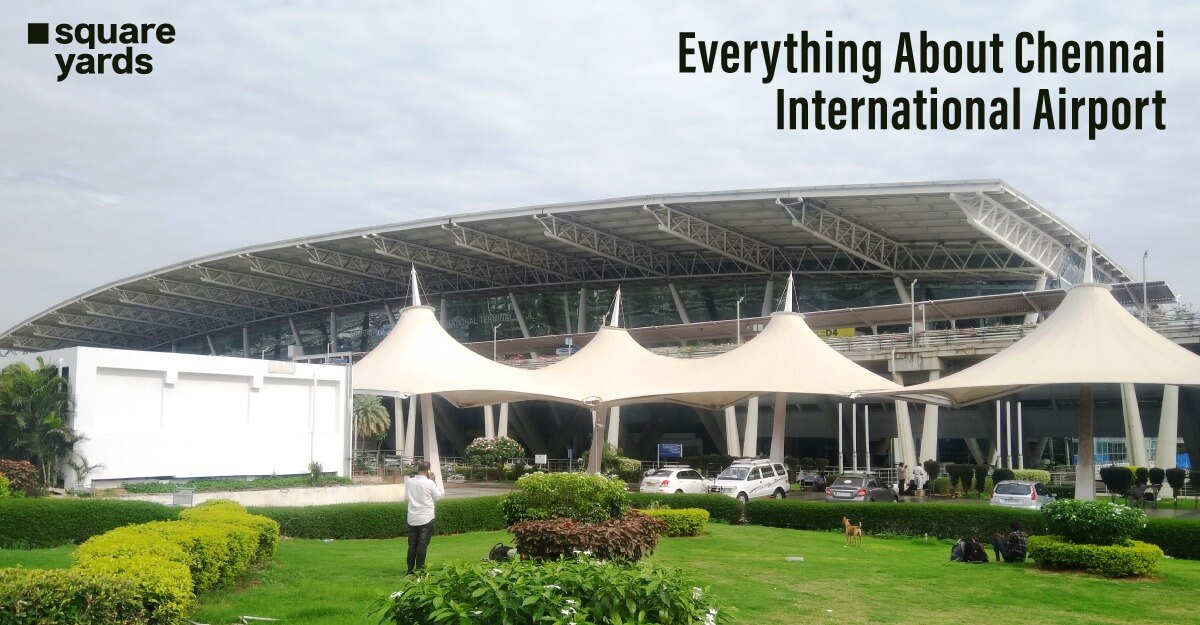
[
  {"left": 723, "top": 406, "right": 741, "bottom": 456},
  {"left": 893, "top": 373, "right": 918, "bottom": 470},
  {"left": 668, "top": 283, "right": 690, "bottom": 324},
  {"left": 851, "top": 404, "right": 859, "bottom": 472},
  {"left": 1023, "top": 274, "right": 1048, "bottom": 324},
  {"left": 1075, "top": 385, "right": 1096, "bottom": 500},
  {"left": 577, "top": 287, "right": 588, "bottom": 333},
  {"left": 864, "top": 405, "right": 872, "bottom": 474},
  {"left": 965, "top": 438, "right": 986, "bottom": 464},
  {"left": 769, "top": 393, "right": 786, "bottom": 462},
  {"left": 1017, "top": 402, "right": 1025, "bottom": 469},
  {"left": 587, "top": 403, "right": 611, "bottom": 474},
  {"left": 404, "top": 396, "right": 418, "bottom": 459},
  {"left": 484, "top": 405, "right": 496, "bottom": 439},
  {"left": 394, "top": 396, "right": 406, "bottom": 458},
  {"left": 919, "top": 370, "right": 941, "bottom": 463},
  {"left": 1120, "top": 383, "right": 1148, "bottom": 467},
  {"left": 1005, "top": 401, "right": 1013, "bottom": 469},
  {"left": 420, "top": 394, "right": 441, "bottom": 482},
  {"left": 741, "top": 396, "right": 760, "bottom": 458},
  {"left": 497, "top": 403, "right": 509, "bottom": 439},
  {"left": 606, "top": 406, "right": 621, "bottom": 447},
  {"left": 1157, "top": 385, "right": 1180, "bottom": 498},
  {"left": 837, "top": 404, "right": 845, "bottom": 473},
  {"left": 1030, "top": 437, "right": 1049, "bottom": 467},
  {"left": 761, "top": 280, "right": 775, "bottom": 317}
]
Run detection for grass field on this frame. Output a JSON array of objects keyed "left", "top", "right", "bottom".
[{"left": 4, "top": 525, "right": 1198, "bottom": 625}]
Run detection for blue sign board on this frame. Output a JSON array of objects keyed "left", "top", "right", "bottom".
[
  {"left": 657, "top": 443, "right": 683, "bottom": 459},
  {"left": 1178, "top": 453, "right": 1192, "bottom": 470}
]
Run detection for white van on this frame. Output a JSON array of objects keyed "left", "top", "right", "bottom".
[{"left": 707, "top": 458, "right": 790, "bottom": 501}]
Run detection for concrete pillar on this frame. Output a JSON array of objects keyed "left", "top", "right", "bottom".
[
  {"left": 995, "top": 400, "right": 1002, "bottom": 466},
  {"left": 606, "top": 405, "right": 621, "bottom": 447},
  {"left": 586, "top": 405, "right": 610, "bottom": 474},
  {"left": 1031, "top": 437, "right": 1049, "bottom": 467},
  {"left": 668, "top": 283, "right": 691, "bottom": 324},
  {"left": 328, "top": 310, "right": 337, "bottom": 352},
  {"left": 498, "top": 403, "right": 509, "bottom": 439},
  {"left": 1120, "top": 383, "right": 1148, "bottom": 467},
  {"left": 577, "top": 287, "right": 588, "bottom": 333},
  {"left": 741, "top": 396, "right": 760, "bottom": 458},
  {"left": 894, "top": 277, "right": 912, "bottom": 303},
  {"left": 919, "top": 370, "right": 941, "bottom": 463},
  {"left": 439, "top": 297, "right": 448, "bottom": 327},
  {"left": 1075, "top": 385, "right": 1096, "bottom": 500},
  {"left": 864, "top": 405, "right": 872, "bottom": 473},
  {"left": 1005, "top": 401, "right": 1013, "bottom": 469},
  {"left": 724, "top": 406, "right": 741, "bottom": 456},
  {"left": 289, "top": 319, "right": 304, "bottom": 354},
  {"left": 761, "top": 280, "right": 775, "bottom": 316},
  {"left": 242, "top": 326, "right": 250, "bottom": 358},
  {"left": 892, "top": 372, "right": 918, "bottom": 469},
  {"left": 851, "top": 404, "right": 859, "bottom": 472},
  {"left": 1157, "top": 385, "right": 1180, "bottom": 498},
  {"left": 420, "top": 394, "right": 441, "bottom": 481},
  {"left": 562, "top": 294, "right": 574, "bottom": 333},
  {"left": 965, "top": 438, "right": 986, "bottom": 464},
  {"left": 1023, "top": 274, "right": 1048, "bottom": 324},
  {"left": 404, "top": 396, "right": 418, "bottom": 459},
  {"left": 484, "top": 405, "right": 496, "bottom": 439},
  {"left": 769, "top": 393, "right": 786, "bottom": 462},
  {"left": 1017, "top": 402, "right": 1025, "bottom": 469},
  {"left": 394, "top": 396, "right": 406, "bottom": 457},
  {"left": 837, "top": 404, "right": 845, "bottom": 473}
]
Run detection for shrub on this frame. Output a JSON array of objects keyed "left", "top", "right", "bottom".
[
  {"left": 307, "top": 461, "right": 323, "bottom": 485},
  {"left": 376, "top": 556, "right": 725, "bottom": 625},
  {"left": 929, "top": 476, "right": 952, "bottom": 495},
  {"left": 1027, "top": 535, "right": 1162, "bottom": 577},
  {"left": 615, "top": 457, "right": 645, "bottom": 483},
  {"left": 250, "top": 496, "right": 507, "bottom": 539},
  {"left": 117, "top": 475, "right": 352, "bottom": 494},
  {"left": 1135, "top": 517, "right": 1200, "bottom": 559},
  {"left": 744, "top": 499, "right": 1045, "bottom": 539},
  {"left": 0, "top": 567, "right": 149, "bottom": 625},
  {"left": 0, "top": 475, "right": 10, "bottom": 500},
  {"left": 1011, "top": 469, "right": 1051, "bottom": 483},
  {"left": 0, "top": 460, "right": 40, "bottom": 497},
  {"left": 628, "top": 493, "right": 744, "bottom": 524},
  {"left": 509, "top": 511, "right": 665, "bottom": 562},
  {"left": 922, "top": 459, "right": 941, "bottom": 483},
  {"left": 1099, "top": 466, "right": 1133, "bottom": 497},
  {"left": 501, "top": 472, "right": 628, "bottom": 525},
  {"left": 1190, "top": 469, "right": 1200, "bottom": 496},
  {"left": 958, "top": 464, "right": 974, "bottom": 492},
  {"left": 1041, "top": 499, "right": 1146, "bottom": 546},
  {"left": 641, "top": 508, "right": 709, "bottom": 537},
  {"left": 1134, "top": 467, "right": 1149, "bottom": 485},
  {"left": 1047, "top": 484, "right": 1075, "bottom": 499},
  {"left": 464, "top": 436, "right": 526, "bottom": 468},
  {"left": 180, "top": 502, "right": 280, "bottom": 562},
  {"left": 1149, "top": 467, "right": 1165, "bottom": 486},
  {"left": 115, "top": 521, "right": 244, "bottom": 592},
  {"left": 947, "top": 464, "right": 961, "bottom": 491},
  {"left": 973, "top": 465, "right": 989, "bottom": 493},
  {"left": 72, "top": 553, "right": 195, "bottom": 623},
  {"left": 1165, "top": 468, "right": 1187, "bottom": 494},
  {"left": 0, "top": 499, "right": 179, "bottom": 548},
  {"left": 992, "top": 468, "right": 1014, "bottom": 483},
  {"left": 577, "top": 442, "right": 622, "bottom": 473}
]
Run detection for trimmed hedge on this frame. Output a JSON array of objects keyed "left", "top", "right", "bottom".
[
  {"left": 249, "top": 496, "right": 507, "bottom": 539},
  {"left": 1011, "top": 469, "right": 1051, "bottom": 483},
  {"left": 71, "top": 553, "right": 194, "bottom": 623},
  {"left": 181, "top": 500, "right": 280, "bottom": 562},
  {"left": 1028, "top": 535, "right": 1163, "bottom": 577},
  {"left": 1135, "top": 517, "right": 1200, "bottom": 560},
  {"left": 0, "top": 499, "right": 180, "bottom": 548},
  {"left": 628, "top": 493, "right": 744, "bottom": 524},
  {"left": 744, "top": 499, "right": 1045, "bottom": 538},
  {"left": 501, "top": 472, "right": 629, "bottom": 525},
  {"left": 642, "top": 508, "right": 710, "bottom": 537},
  {"left": 0, "top": 567, "right": 153, "bottom": 625}
]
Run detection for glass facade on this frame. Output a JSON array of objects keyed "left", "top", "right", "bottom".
[{"left": 169, "top": 276, "right": 1041, "bottom": 357}]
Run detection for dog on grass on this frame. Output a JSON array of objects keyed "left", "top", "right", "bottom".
[{"left": 842, "top": 517, "right": 863, "bottom": 547}]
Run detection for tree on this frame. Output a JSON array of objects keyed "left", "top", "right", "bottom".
[
  {"left": 0, "top": 359, "right": 78, "bottom": 488},
  {"left": 353, "top": 395, "right": 392, "bottom": 459},
  {"left": 1165, "top": 468, "right": 1187, "bottom": 509}
]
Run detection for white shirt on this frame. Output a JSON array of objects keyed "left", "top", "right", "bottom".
[{"left": 406, "top": 474, "right": 444, "bottom": 526}]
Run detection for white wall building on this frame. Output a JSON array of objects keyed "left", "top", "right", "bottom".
[{"left": 0, "top": 347, "right": 351, "bottom": 489}]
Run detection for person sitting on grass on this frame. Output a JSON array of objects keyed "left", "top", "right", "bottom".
[
  {"left": 992, "top": 522, "right": 1028, "bottom": 563},
  {"left": 951, "top": 535, "right": 989, "bottom": 563}
]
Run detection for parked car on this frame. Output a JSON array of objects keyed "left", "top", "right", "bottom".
[
  {"left": 824, "top": 473, "right": 898, "bottom": 503},
  {"left": 989, "top": 480, "right": 1053, "bottom": 510},
  {"left": 708, "top": 458, "right": 790, "bottom": 501},
  {"left": 640, "top": 466, "right": 708, "bottom": 494}
]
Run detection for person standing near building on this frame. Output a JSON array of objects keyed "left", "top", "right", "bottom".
[
  {"left": 406, "top": 461, "right": 444, "bottom": 575},
  {"left": 912, "top": 462, "right": 927, "bottom": 492},
  {"left": 896, "top": 463, "right": 908, "bottom": 495}
]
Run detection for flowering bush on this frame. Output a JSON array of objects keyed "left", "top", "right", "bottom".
[
  {"left": 376, "top": 556, "right": 725, "bottom": 625},
  {"left": 502, "top": 472, "right": 629, "bottom": 525},
  {"left": 1041, "top": 499, "right": 1146, "bottom": 546},
  {"left": 464, "top": 436, "right": 526, "bottom": 468}
]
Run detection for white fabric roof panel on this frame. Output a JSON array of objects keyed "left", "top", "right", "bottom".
[{"left": 869, "top": 283, "right": 1200, "bottom": 407}]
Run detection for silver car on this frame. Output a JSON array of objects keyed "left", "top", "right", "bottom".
[
  {"left": 824, "top": 473, "right": 898, "bottom": 503},
  {"left": 989, "top": 480, "right": 1053, "bottom": 510}
]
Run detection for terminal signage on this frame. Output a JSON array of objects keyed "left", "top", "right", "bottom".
[
  {"left": 816, "top": 327, "right": 857, "bottom": 338},
  {"left": 657, "top": 443, "right": 683, "bottom": 459}
]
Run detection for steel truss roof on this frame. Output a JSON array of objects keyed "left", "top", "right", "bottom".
[{"left": 0, "top": 180, "right": 1137, "bottom": 352}]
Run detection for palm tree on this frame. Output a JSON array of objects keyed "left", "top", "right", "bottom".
[
  {"left": 353, "top": 395, "right": 392, "bottom": 460},
  {"left": 0, "top": 358, "right": 76, "bottom": 487}
]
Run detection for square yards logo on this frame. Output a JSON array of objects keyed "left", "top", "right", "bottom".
[{"left": 28, "top": 21, "right": 175, "bottom": 81}]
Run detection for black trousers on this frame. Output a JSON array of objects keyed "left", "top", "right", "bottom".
[
  {"left": 407, "top": 521, "right": 435, "bottom": 573},
  {"left": 992, "top": 535, "right": 1023, "bottom": 562}
]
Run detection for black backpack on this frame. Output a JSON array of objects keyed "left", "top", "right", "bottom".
[{"left": 488, "top": 542, "right": 514, "bottom": 561}]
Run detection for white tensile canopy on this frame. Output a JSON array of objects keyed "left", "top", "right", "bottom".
[{"left": 868, "top": 282, "right": 1200, "bottom": 408}]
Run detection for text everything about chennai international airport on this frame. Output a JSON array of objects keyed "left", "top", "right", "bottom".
[{"left": 678, "top": 30, "right": 1167, "bottom": 140}]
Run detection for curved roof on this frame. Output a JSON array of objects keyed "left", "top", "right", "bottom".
[{"left": 2, "top": 179, "right": 1131, "bottom": 352}]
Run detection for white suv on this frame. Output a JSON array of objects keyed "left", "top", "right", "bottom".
[
  {"left": 639, "top": 466, "right": 708, "bottom": 494},
  {"left": 708, "top": 459, "right": 789, "bottom": 501}
]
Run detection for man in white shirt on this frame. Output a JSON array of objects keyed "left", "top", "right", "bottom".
[
  {"left": 912, "top": 463, "right": 927, "bottom": 493},
  {"left": 406, "top": 461, "right": 445, "bottom": 574}
]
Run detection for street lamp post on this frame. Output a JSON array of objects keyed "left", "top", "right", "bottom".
[
  {"left": 1143, "top": 251, "right": 1149, "bottom": 324},
  {"left": 492, "top": 323, "right": 502, "bottom": 362},
  {"left": 736, "top": 297, "right": 745, "bottom": 344},
  {"left": 909, "top": 279, "right": 918, "bottom": 347}
]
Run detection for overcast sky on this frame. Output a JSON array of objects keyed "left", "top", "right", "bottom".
[{"left": 1, "top": 1, "right": 1197, "bottom": 334}]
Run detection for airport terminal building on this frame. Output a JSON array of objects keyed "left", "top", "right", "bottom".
[{"left": 2, "top": 180, "right": 1196, "bottom": 483}]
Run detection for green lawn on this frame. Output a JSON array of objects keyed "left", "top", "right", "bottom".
[{"left": 5, "top": 525, "right": 1199, "bottom": 625}]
